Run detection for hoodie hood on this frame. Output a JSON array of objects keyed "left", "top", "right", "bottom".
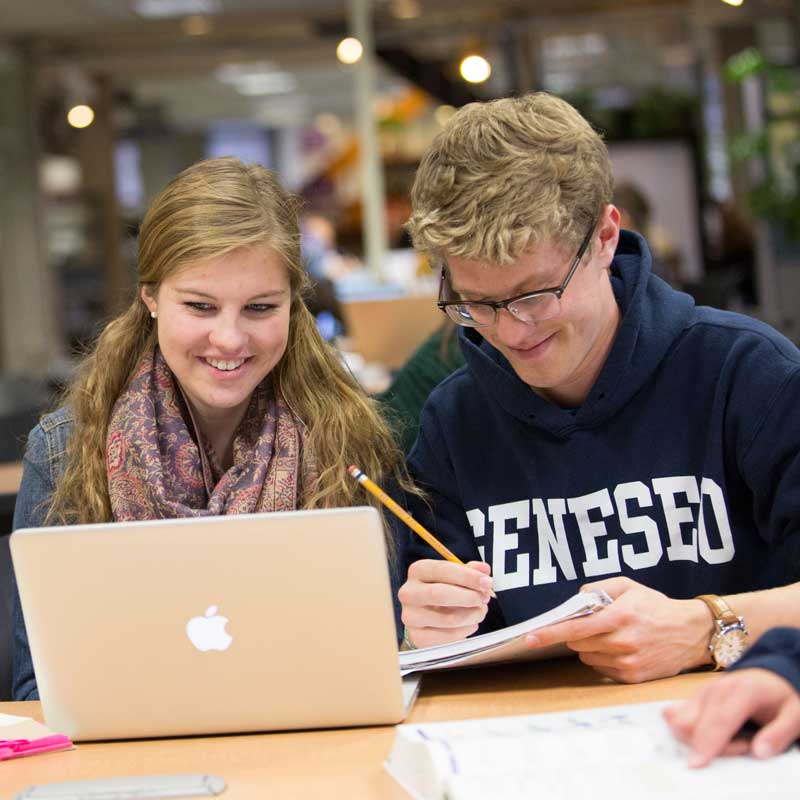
[{"left": 459, "top": 229, "right": 696, "bottom": 438}]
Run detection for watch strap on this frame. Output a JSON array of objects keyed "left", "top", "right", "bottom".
[
  {"left": 696, "top": 594, "right": 747, "bottom": 670},
  {"left": 696, "top": 594, "right": 739, "bottom": 626}
]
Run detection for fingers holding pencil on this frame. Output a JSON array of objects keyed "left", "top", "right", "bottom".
[
  {"left": 400, "top": 559, "right": 493, "bottom": 648},
  {"left": 348, "top": 465, "right": 497, "bottom": 648}
]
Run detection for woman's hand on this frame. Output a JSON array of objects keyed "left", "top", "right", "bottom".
[
  {"left": 398, "top": 559, "right": 493, "bottom": 648},
  {"left": 664, "top": 668, "right": 800, "bottom": 766},
  {"left": 526, "top": 577, "right": 712, "bottom": 683}
]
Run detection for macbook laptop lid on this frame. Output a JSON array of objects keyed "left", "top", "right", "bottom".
[{"left": 11, "top": 506, "right": 405, "bottom": 740}]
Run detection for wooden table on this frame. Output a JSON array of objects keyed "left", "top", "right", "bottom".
[
  {"left": 2, "top": 659, "right": 712, "bottom": 798},
  {"left": 0, "top": 461, "right": 23, "bottom": 497}
]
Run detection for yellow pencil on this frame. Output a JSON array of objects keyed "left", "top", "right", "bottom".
[{"left": 347, "top": 465, "right": 496, "bottom": 598}]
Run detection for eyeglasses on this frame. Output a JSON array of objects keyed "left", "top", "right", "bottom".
[{"left": 437, "top": 222, "right": 596, "bottom": 328}]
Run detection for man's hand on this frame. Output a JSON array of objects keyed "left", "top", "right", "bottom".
[
  {"left": 398, "top": 559, "right": 493, "bottom": 648},
  {"left": 525, "top": 577, "right": 712, "bottom": 683},
  {"left": 664, "top": 668, "right": 800, "bottom": 766}
]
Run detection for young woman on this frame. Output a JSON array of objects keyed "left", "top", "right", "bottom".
[{"left": 12, "top": 156, "right": 408, "bottom": 700}]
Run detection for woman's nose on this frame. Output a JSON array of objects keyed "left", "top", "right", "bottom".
[{"left": 208, "top": 315, "right": 247, "bottom": 352}]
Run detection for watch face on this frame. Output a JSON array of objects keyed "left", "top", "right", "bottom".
[{"left": 714, "top": 627, "right": 748, "bottom": 668}]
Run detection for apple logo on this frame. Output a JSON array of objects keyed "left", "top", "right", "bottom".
[{"left": 185, "top": 605, "right": 233, "bottom": 652}]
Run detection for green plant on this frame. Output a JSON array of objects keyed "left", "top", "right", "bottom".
[{"left": 726, "top": 47, "right": 800, "bottom": 240}]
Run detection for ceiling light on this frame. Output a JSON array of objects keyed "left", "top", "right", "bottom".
[
  {"left": 216, "top": 61, "right": 278, "bottom": 84},
  {"left": 720, "top": 0, "right": 744, "bottom": 5},
  {"left": 337, "top": 37, "right": 363, "bottom": 65},
  {"left": 215, "top": 62, "right": 297, "bottom": 96},
  {"left": 40, "top": 156, "right": 83, "bottom": 196},
  {"left": 233, "top": 73, "right": 297, "bottom": 96},
  {"left": 181, "top": 15, "right": 213, "bottom": 35},
  {"left": 133, "top": 0, "right": 220, "bottom": 18},
  {"left": 460, "top": 55, "right": 491, "bottom": 84},
  {"left": 67, "top": 105, "right": 95, "bottom": 129}
]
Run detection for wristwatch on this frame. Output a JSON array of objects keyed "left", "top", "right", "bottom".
[{"left": 695, "top": 594, "right": 748, "bottom": 669}]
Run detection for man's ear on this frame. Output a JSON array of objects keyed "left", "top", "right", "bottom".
[
  {"left": 595, "top": 204, "right": 620, "bottom": 265},
  {"left": 140, "top": 285, "right": 156, "bottom": 315}
]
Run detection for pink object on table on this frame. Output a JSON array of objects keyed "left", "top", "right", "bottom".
[{"left": 0, "top": 734, "right": 74, "bottom": 760}]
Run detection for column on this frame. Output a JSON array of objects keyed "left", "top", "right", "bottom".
[
  {"left": 0, "top": 45, "right": 60, "bottom": 375},
  {"left": 349, "top": 0, "right": 388, "bottom": 279}
]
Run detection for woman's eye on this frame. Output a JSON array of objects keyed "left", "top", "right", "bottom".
[
  {"left": 246, "top": 304, "right": 277, "bottom": 313},
  {"left": 185, "top": 302, "right": 215, "bottom": 312}
]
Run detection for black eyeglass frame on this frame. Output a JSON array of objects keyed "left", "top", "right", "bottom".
[{"left": 436, "top": 221, "right": 597, "bottom": 328}]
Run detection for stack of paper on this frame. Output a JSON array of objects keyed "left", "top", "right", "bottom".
[
  {"left": 385, "top": 701, "right": 800, "bottom": 800},
  {"left": 399, "top": 589, "right": 611, "bottom": 676}
]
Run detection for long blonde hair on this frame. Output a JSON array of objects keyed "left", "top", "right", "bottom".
[{"left": 47, "top": 157, "right": 411, "bottom": 539}]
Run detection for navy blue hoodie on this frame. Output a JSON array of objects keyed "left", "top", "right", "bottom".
[
  {"left": 402, "top": 231, "right": 800, "bottom": 632},
  {"left": 731, "top": 627, "right": 800, "bottom": 694}
]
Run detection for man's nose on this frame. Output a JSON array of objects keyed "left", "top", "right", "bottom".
[{"left": 493, "top": 307, "right": 535, "bottom": 348}]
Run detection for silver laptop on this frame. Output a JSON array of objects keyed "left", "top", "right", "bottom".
[{"left": 11, "top": 506, "right": 406, "bottom": 741}]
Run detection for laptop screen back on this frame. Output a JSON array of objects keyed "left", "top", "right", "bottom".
[{"left": 11, "top": 506, "right": 404, "bottom": 740}]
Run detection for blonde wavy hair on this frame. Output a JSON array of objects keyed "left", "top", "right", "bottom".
[
  {"left": 407, "top": 92, "right": 613, "bottom": 266},
  {"left": 47, "top": 157, "right": 411, "bottom": 546}
]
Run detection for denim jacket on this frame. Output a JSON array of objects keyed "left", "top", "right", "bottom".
[{"left": 11, "top": 407, "right": 73, "bottom": 700}]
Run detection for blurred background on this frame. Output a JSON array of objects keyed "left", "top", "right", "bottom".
[{"left": 0, "top": 0, "right": 799, "bottom": 457}]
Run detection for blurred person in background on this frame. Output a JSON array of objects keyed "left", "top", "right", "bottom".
[
  {"left": 300, "top": 212, "right": 352, "bottom": 340},
  {"left": 300, "top": 212, "right": 358, "bottom": 282},
  {"left": 613, "top": 181, "right": 681, "bottom": 287}
]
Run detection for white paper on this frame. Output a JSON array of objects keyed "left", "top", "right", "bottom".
[
  {"left": 402, "top": 674, "right": 423, "bottom": 713},
  {"left": 0, "top": 712, "right": 61, "bottom": 741},
  {"left": 399, "top": 589, "right": 611, "bottom": 676},
  {"left": 386, "top": 700, "right": 800, "bottom": 800},
  {"left": 0, "top": 712, "right": 31, "bottom": 726}
]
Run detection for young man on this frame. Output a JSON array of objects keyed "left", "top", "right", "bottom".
[{"left": 398, "top": 93, "right": 800, "bottom": 683}]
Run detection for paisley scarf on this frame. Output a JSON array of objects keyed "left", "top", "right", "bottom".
[{"left": 106, "top": 347, "right": 316, "bottom": 519}]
